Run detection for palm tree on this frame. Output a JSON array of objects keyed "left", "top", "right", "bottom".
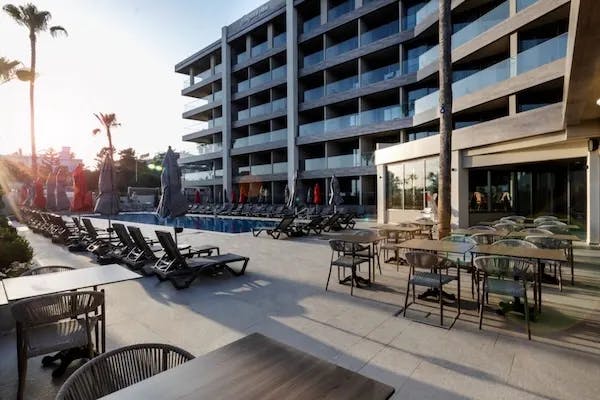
[
  {"left": 437, "top": 0, "right": 453, "bottom": 238},
  {"left": 0, "top": 57, "right": 21, "bottom": 84},
  {"left": 93, "top": 113, "right": 120, "bottom": 161},
  {"left": 3, "top": 3, "right": 67, "bottom": 179}
]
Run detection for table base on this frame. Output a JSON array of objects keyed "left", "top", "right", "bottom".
[
  {"left": 339, "top": 275, "right": 371, "bottom": 288},
  {"left": 418, "top": 288, "right": 457, "bottom": 303},
  {"left": 42, "top": 346, "right": 95, "bottom": 377},
  {"left": 498, "top": 300, "right": 536, "bottom": 322}
]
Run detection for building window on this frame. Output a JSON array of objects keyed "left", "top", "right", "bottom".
[{"left": 386, "top": 157, "right": 438, "bottom": 210}]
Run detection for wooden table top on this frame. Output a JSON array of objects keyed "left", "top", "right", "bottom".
[
  {"left": 506, "top": 232, "right": 580, "bottom": 241},
  {"left": 100, "top": 333, "right": 395, "bottom": 400},
  {"left": 396, "top": 239, "right": 474, "bottom": 254},
  {"left": 371, "top": 225, "right": 421, "bottom": 232},
  {"left": 0, "top": 282, "right": 7, "bottom": 306},
  {"left": 2, "top": 264, "right": 141, "bottom": 301},
  {"left": 471, "top": 245, "right": 567, "bottom": 262}
]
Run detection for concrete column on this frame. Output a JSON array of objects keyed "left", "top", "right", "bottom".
[
  {"left": 267, "top": 23, "right": 274, "bottom": 49},
  {"left": 450, "top": 150, "right": 469, "bottom": 228},
  {"left": 320, "top": 0, "right": 328, "bottom": 24},
  {"left": 587, "top": 150, "right": 600, "bottom": 244},
  {"left": 246, "top": 35, "right": 252, "bottom": 55},
  {"left": 210, "top": 55, "right": 216, "bottom": 74},
  {"left": 376, "top": 164, "right": 387, "bottom": 223},
  {"left": 221, "top": 27, "right": 233, "bottom": 198},
  {"left": 286, "top": 0, "right": 299, "bottom": 190},
  {"left": 509, "top": 0, "right": 518, "bottom": 114},
  {"left": 189, "top": 67, "right": 195, "bottom": 86}
]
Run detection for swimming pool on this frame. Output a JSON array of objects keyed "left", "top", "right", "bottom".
[{"left": 88, "top": 213, "right": 276, "bottom": 234}]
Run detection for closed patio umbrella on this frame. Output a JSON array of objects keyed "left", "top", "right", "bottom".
[
  {"left": 71, "top": 164, "right": 88, "bottom": 212},
  {"left": 329, "top": 174, "right": 342, "bottom": 211},
  {"left": 314, "top": 183, "right": 321, "bottom": 205},
  {"left": 284, "top": 185, "right": 290, "bottom": 206},
  {"left": 194, "top": 189, "right": 201, "bottom": 204},
  {"left": 55, "top": 167, "right": 70, "bottom": 211},
  {"left": 94, "top": 154, "right": 119, "bottom": 227},
  {"left": 45, "top": 170, "right": 56, "bottom": 211},
  {"left": 156, "top": 146, "right": 188, "bottom": 243},
  {"left": 33, "top": 178, "right": 46, "bottom": 209},
  {"left": 306, "top": 186, "right": 313, "bottom": 205}
]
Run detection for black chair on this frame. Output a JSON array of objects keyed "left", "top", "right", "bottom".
[
  {"left": 252, "top": 216, "right": 299, "bottom": 239},
  {"left": 294, "top": 216, "right": 326, "bottom": 235},
  {"left": 326, "top": 240, "right": 370, "bottom": 296}
]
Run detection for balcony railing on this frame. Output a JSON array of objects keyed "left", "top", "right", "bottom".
[
  {"left": 517, "top": 0, "right": 538, "bottom": 12},
  {"left": 328, "top": 0, "right": 353, "bottom": 22},
  {"left": 238, "top": 65, "right": 287, "bottom": 94},
  {"left": 235, "top": 51, "right": 248, "bottom": 65},
  {"left": 304, "top": 157, "right": 327, "bottom": 171},
  {"left": 326, "top": 75, "right": 359, "bottom": 95},
  {"left": 299, "top": 104, "right": 406, "bottom": 137},
  {"left": 208, "top": 117, "right": 223, "bottom": 129},
  {"left": 232, "top": 129, "right": 287, "bottom": 148},
  {"left": 303, "top": 15, "right": 321, "bottom": 35},
  {"left": 183, "top": 91, "right": 223, "bottom": 111},
  {"left": 274, "top": 32, "right": 286, "bottom": 48},
  {"left": 182, "top": 68, "right": 213, "bottom": 88},
  {"left": 303, "top": 152, "right": 373, "bottom": 170},
  {"left": 413, "top": 33, "right": 568, "bottom": 115},
  {"left": 237, "top": 99, "right": 287, "bottom": 121},
  {"left": 303, "top": 86, "right": 325, "bottom": 102},
  {"left": 361, "top": 63, "right": 401, "bottom": 85},
  {"left": 325, "top": 36, "right": 358, "bottom": 59},
  {"left": 303, "top": 50, "right": 324, "bottom": 67},
  {"left": 183, "top": 169, "right": 223, "bottom": 181},
  {"left": 402, "top": 0, "right": 436, "bottom": 29},
  {"left": 251, "top": 41, "right": 269, "bottom": 58},
  {"left": 361, "top": 20, "right": 399, "bottom": 46},
  {"left": 249, "top": 162, "right": 288, "bottom": 176},
  {"left": 196, "top": 143, "right": 223, "bottom": 155}
]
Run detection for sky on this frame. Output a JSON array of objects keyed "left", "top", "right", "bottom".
[{"left": 0, "top": 0, "right": 265, "bottom": 167}]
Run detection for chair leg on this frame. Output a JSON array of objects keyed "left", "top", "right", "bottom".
[
  {"left": 439, "top": 286, "right": 444, "bottom": 326},
  {"left": 558, "top": 263, "right": 563, "bottom": 292},
  {"left": 17, "top": 352, "right": 27, "bottom": 400},
  {"left": 403, "top": 278, "right": 411, "bottom": 317},
  {"left": 523, "top": 290, "right": 531, "bottom": 340},
  {"left": 350, "top": 267, "right": 354, "bottom": 296},
  {"left": 325, "top": 264, "right": 333, "bottom": 291},
  {"left": 479, "top": 279, "right": 485, "bottom": 331}
]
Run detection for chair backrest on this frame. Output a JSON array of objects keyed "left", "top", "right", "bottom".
[
  {"left": 534, "top": 215, "right": 558, "bottom": 223},
  {"left": 55, "top": 343, "right": 194, "bottom": 400},
  {"left": 20, "top": 266, "right": 75, "bottom": 276},
  {"left": 276, "top": 216, "right": 296, "bottom": 231},
  {"left": 81, "top": 218, "right": 99, "bottom": 239},
  {"left": 473, "top": 256, "right": 533, "bottom": 280},
  {"left": 535, "top": 220, "right": 566, "bottom": 226},
  {"left": 127, "top": 226, "right": 155, "bottom": 256},
  {"left": 329, "top": 239, "right": 347, "bottom": 253},
  {"left": 525, "top": 235, "right": 565, "bottom": 249},
  {"left": 470, "top": 233, "right": 500, "bottom": 245},
  {"left": 493, "top": 223, "right": 517, "bottom": 233},
  {"left": 468, "top": 225, "right": 496, "bottom": 231},
  {"left": 72, "top": 217, "right": 84, "bottom": 232},
  {"left": 492, "top": 239, "right": 537, "bottom": 248},
  {"left": 441, "top": 235, "right": 477, "bottom": 244},
  {"left": 154, "top": 231, "right": 182, "bottom": 261},
  {"left": 500, "top": 216, "right": 526, "bottom": 224},
  {"left": 11, "top": 291, "right": 104, "bottom": 327},
  {"left": 405, "top": 251, "right": 447, "bottom": 270},
  {"left": 112, "top": 223, "right": 135, "bottom": 248},
  {"left": 537, "top": 224, "right": 569, "bottom": 234},
  {"left": 307, "top": 215, "right": 325, "bottom": 227},
  {"left": 519, "top": 228, "right": 553, "bottom": 235}
]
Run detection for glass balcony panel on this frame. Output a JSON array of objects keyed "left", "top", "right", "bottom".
[
  {"left": 517, "top": 0, "right": 537, "bottom": 11},
  {"left": 328, "top": 0, "right": 353, "bottom": 21},
  {"left": 327, "top": 154, "right": 359, "bottom": 169},
  {"left": 237, "top": 166, "right": 250, "bottom": 176},
  {"left": 361, "top": 152, "right": 375, "bottom": 166},
  {"left": 237, "top": 80, "right": 250, "bottom": 93},
  {"left": 273, "top": 162, "right": 288, "bottom": 174},
  {"left": 361, "top": 20, "right": 399, "bottom": 45},
  {"left": 303, "top": 86, "right": 325, "bottom": 102},
  {"left": 299, "top": 120, "right": 325, "bottom": 137},
  {"left": 271, "top": 65, "right": 287, "bottom": 80},
  {"left": 326, "top": 75, "right": 358, "bottom": 95},
  {"left": 208, "top": 117, "right": 223, "bottom": 128},
  {"left": 274, "top": 32, "right": 286, "bottom": 48},
  {"left": 250, "top": 103, "right": 271, "bottom": 118},
  {"left": 272, "top": 98, "right": 287, "bottom": 112},
  {"left": 415, "top": 0, "right": 437, "bottom": 25},
  {"left": 250, "top": 164, "right": 273, "bottom": 175},
  {"left": 360, "top": 105, "right": 403, "bottom": 125},
  {"left": 324, "top": 113, "right": 359, "bottom": 132},
  {"left": 213, "top": 91, "right": 222, "bottom": 101},
  {"left": 183, "top": 123, "right": 205, "bottom": 134},
  {"left": 237, "top": 109, "right": 249, "bottom": 121},
  {"left": 516, "top": 33, "right": 567, "bottom": 75},
  {"left": 234, "top": 129, "right": 287, "bottom": 148},
  {"left": 325, "top": 36, "right": 358, "bottom": 59},
  {"left": 251, "top": 41, "right": 269, "bottom": 57},
  {"left": 304, "top": 157, "right": 327, "bottom": 171},
  {"left": 183, "top": 98, "right": 207, "bottom": 112},
  {"left": 184, "top": 169, "right": 223, "bottom": 181},
  {"left": 303, "top": 15, "right": 320, "bottom": 34},
  {"left": 214, "top": 64, "right": 222, "bottom": 74},
  {"left": 235, "top": 51, "right": 248, "bottom": 65},
  {"left": 453, "top": 1, "right": 509, "bottom": 49},
  {"left": 250, "top": 70, "right": 271, "bottom": 88},
  {"left": 303, "top": 50, "right": 324, "bottom": 67},
  {"left": 361, "top": 63, "right": 400, "bottom": 86},
  {"left": 196, "top": 143, "right": 223, "bottom": 155}
]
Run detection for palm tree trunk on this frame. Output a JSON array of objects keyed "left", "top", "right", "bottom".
[
  {"left": 437, "top": 0, "right": 453, "bottom": 239},
  {"left": 29, "top": 31, "right": 37, "bottom": 179}
]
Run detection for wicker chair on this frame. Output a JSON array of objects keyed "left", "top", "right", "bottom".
[
  {"left": 468, "top": 225, "right": 496, "bottom": 231},
  {"left": 518, "top": 228, "right": 553, "bottom": 235},
  {"left": 525, "top": 235, "right": 568, "bottom": 291},
  {"left": 500, "top": 216, "right": 526, "bottom": 224},
  {"left": 403, "top": 251, "right": 457, "bottom": 326},
  {"left": 493, "top": 223, "right": 518, "bottom": 234},
  {"left": 55, "top": 343, "right": 194, "bottom": 400},
  {"left": 440, "top": 235, "right": 477, "bottom": 298},
  {"left": 12, "top": 291, "right": 105, "bottom": 400},
  {"left": 537, "top": 224, "right": 569, "bottom": 234},
  {"left": 20, "top": 266, "right": 75, "bottom": 276},
  {"left": 470, "top": 233, "right": 500, "bottom": 245},
  {"left": 474, "top": 256, "right": 534, "bottom": 340}
]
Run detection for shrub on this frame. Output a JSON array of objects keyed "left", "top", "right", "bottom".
[
  {"left": 0, "top": 234, "right": 33, "bottom": 270},
  {"left": 0, "top": 215, "right": 8, "bottom": 228}
]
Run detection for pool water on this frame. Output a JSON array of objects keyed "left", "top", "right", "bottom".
[{"left": 88, "top": 213, "right": 276, "bottom": 234}]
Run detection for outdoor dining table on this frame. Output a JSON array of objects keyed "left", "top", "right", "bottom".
[
  {"left": 470, "top": 245, "right": 566, "bottom": 313},
  {"left": 99, "top": 333, "right": 395, "bottom": 400},
  {"left": 333, "top": 232, "right": 384, "bottom": 286},
  {"left": 371, "top": 225, "right": 422, "bottom": 263},
  {"left": 0, "top": 281, "right": 7, "bottom": 306},
  {"left": 506, "top": 232, "right": 579, "bottom": 285},
  {"left": 395, "top": 239, "right": 474, "bottom": 314},
  {"left": 451, "top": 228, "right": 505, "bottom": 236}
]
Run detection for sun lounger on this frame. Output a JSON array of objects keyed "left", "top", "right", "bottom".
[
  {"left": 293, "top": 215, "right": 326, "bottom": 235},
  {"left": 151, "top": 230, "right": 248, "bottom": 289},
  {"left": 252, "top": 216, "right": 299, "bottom": 239}
]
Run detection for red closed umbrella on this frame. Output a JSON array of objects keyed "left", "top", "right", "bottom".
[
  {"left": 71, "top": 164, "right": 89, "bottom": 212},
  {"left": 194, "top": 190, "right": 201, "bottom": 204},
  {"left": 33, "top": 178, "right": 46, "bottom": 209},
  {"left": 313, "top": 183, "right": 321, "bottom": 205}
]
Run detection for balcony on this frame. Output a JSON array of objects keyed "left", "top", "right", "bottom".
[
  {"left": 299, "top": 103, "right": 406, "bottom": 137},
  {"left": 304, "top": 50, "right": 324, "bottom": 67},
  {"left": 303, "top": 86, "right": 325, "bottom": 102},
  {"left": 328, "top": 1, "right": 353, "bottom": 22},
  {"left": 250, "top": 162, "right": 288, "bottom": 176},
  {"left": 325, "top": 36, "right": 358, "bottom": 60},
  {"left": 413, "top": 33, "right": 568, "bottom": 115},
  {"left": 183, "top": 169, "right": 223, "bottom": 182},
  {"left": 403, "top": 0, "right": 437, "bottom": 29},
  {"left": 251, "top": 41, "right": 269, "bottom": 58},
  {"left": 237, "top": 65, "right": 287, "bottom": 94},
  {"left": 303, "top": 15, "right": 321, "bottom": 35},
  {"left": 235, "top": 51, "right": 248, "bottom": 65},
  {"left": 182, "top": 69, "right": 214, "bottom": 89},
  {"left": 196, "top": 143, "right": 223, "bottom": 155},
  {"left": 183, "top": 91, "right": 223, "bottom": 111},
  {"left": 232, "top": 129, "right": 287, "bottom": 148},
  {"left": 361, "top": 63, "right": 401, "bottom": 86},
  {"left": 326, "top": 75, "right": 359, "bottom": 95},
  {"left": 517, "top": 0, "right": 538, "bottom": 12},
  {"left": 360, "top": 20, "right": 399, "bottom": 46},
  {"left": 236, "top": 99, "right": 287, "bottom": 121},
  {"left": 274, "top": 32, "right": 286, "bottom": 48},
  {"left": 303, "top": 152, "right": 374, "bottom": 171}
]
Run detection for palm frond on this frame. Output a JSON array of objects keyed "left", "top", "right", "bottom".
[
  {"left": 0, "top": 57, "right": 22, "bottom": 83},
  {"left": 50, "top": 25, "right": 67, "bottom": 37},
  {"left": 2, "top": 4, "right": 27, "bottom": 27}
]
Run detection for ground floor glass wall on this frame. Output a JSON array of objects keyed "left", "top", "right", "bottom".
[{"left": 386, "top": 157, "right": 439, "bottom": 211}]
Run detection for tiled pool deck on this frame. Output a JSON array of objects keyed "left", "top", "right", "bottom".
[{"left": 1, "top": 218, "right": 599, "bottom": 399}]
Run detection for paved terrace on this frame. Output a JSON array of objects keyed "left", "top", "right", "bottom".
[{"left": 1, "top": 218, "right": 600, "bottom": 399}]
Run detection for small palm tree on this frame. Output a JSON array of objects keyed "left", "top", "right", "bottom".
[
  {"left": 3, "top": 3, "right": 67, "bottom": 178},
  {"left": 0, "top": 57, "right": 22, "bottom": 84},
  {"left": 93, "top": 113, "right": 120, "bottom": 161}
]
